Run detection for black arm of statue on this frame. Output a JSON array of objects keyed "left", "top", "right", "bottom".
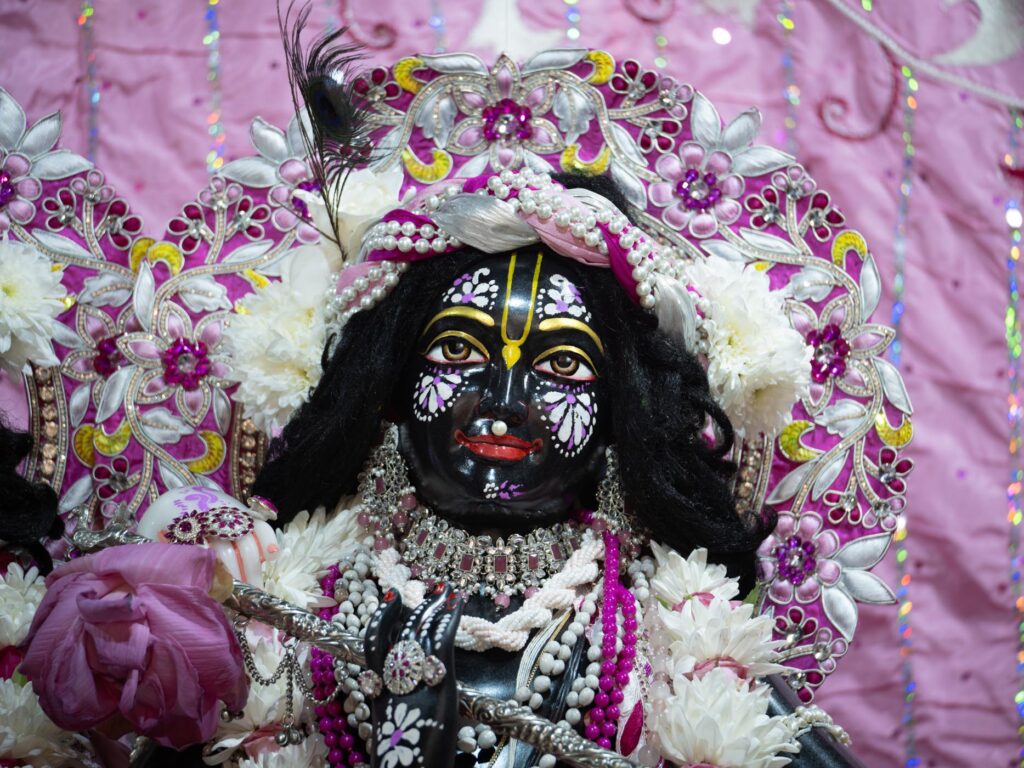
[
  {"left": 365, "top": 584, "right": 463, "bottom": 768},
  {"left": 765, "top": 675, "right": 865, "bottom": 768}
]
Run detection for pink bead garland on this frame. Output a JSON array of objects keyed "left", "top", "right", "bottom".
[
  {"left": 582, "top": 530, "right": 637, "bottom": 751},
  {"left": 311, "top": 564, "right": 367, "bottom": 768}
]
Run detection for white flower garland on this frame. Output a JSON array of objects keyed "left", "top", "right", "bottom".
[
  {"left": 0, "top": 238, "right": 67, "bottom": 376},
  {"left": 0, "top": 563, "right": 45, "bottom": 648},
  {"left": 645, "top": 544, "right": 801, "bottom": 767},
  {"left": 0, "top": 678, "right": 79, "bottom": 767}
]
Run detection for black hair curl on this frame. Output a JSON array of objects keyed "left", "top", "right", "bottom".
[
  {"left": 254, "top": 175, "right": 769, "bottom": 589},
  {"left": 0, "top": 419, "right": 63, "bottom": 574}
]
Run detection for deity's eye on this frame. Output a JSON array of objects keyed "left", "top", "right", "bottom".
[
  {"left": 423, "top": 332, "right": 488, "bottom": 365},
  {"left": 533, "top": 346, "right": 598, "bottom": 382}
]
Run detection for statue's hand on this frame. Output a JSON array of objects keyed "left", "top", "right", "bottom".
[{"left": 364, "top": 583, "right": 463, "bottom": 768}]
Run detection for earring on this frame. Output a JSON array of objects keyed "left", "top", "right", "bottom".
[
  {"left": 593, "top": 446, "right": 634, "bottom": 534},
  {"left": 355, "top": 423, "right": 418, "bottom": 551}
]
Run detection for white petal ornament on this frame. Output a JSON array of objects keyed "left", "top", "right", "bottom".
[{"left": 0, "top": 237, "right": 67, "bottom": 375}]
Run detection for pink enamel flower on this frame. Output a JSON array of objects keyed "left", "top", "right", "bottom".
[
  {"left": 757, "top": 513, "right": 840, "bottom": 604},
  {"left": 0, "top": 152, "right": 41, "bottom": 233},
  {"left": 119, "top": 306, "right": 230, "bottom": 424},
  {"left": 649, "top": 144, "right": 743, "bottom": 238}
]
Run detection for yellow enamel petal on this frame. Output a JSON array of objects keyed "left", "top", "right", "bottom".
[
  {"left": 560, "top": 144, "right": 611, "bottom": 175},
  {"left": 831, "top": 230, "right": 868, "bottom": 267},
  {"left": 73, "top": 426, "right": 96, "bottom": 467},
  {"left": 394, "top": 57, "right": 425, "bottom": 94},
  {"left": 241, "top": 269, "right": 270, "bottom": 290},
  {"left": 875, "top": 412, "right": 913, "bottom": 448},
  {"left": 402, "top": 147, "right": 453, "bottom": 184},
  {"left": 585, "top": 51, "right": 615, "bottom": 85},
  {"left": 779, "top": 420, "right": 822, "bottom": 463},
  {"left": 93, "top": 419, "right": 132, "bottom": 457},
  {"left": 148, "top": 242, "right": 184, "bottom": 276},
  {"left": 186, "top": 430, "right": 226, "bottom": 474},
  {"left": 131, "top": 238, "right": 156, "bottom": 272}
]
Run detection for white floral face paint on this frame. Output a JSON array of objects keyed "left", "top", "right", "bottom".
[
  {"left": 442, "top": 267, "right": 499, "bottom": 309},
  {"left": 540, "top": 383, "right": 598, "bottom": 457},
  {"left": 483, "top": 480, "right": 524, "bottom": 500},
  {"left": 413, "top": 368, "right": 464, "bottom": 422},
  {"left": 537, "top": 273, "right": 591, "bottom": 321}
]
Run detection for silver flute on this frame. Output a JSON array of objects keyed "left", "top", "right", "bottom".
[{"left": 71, "top": 516, "right": 640, "bottom": 768}]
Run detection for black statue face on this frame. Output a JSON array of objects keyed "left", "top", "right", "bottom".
[{"left": 396, "top": 251, "right": 609, "bottom": 531}]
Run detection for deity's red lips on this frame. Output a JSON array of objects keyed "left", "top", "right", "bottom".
[{"left": 454, "top": 430, "right": 542, "bottom": 462}]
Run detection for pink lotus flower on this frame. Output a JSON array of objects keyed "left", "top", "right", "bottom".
[{"left": 21, "top": 543, "right": 248, "bottom": 749}]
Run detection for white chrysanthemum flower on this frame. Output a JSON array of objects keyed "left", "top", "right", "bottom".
[
  {"left": 686, "top": 257, "right": 811, "bottom": 437},
  {"left": 0, "top": 239, "right": 67, "bottom": 375},
  {"left": 208, "top": 633, "right": 310, "bottom": 760},
  {"left": 0, "top": 678, "right": 78, "bottom": 767},
  {"left": 658, "top": 599, "right": 787, "bottom": 680},
  {"left": 236, "top": 732, "right": 328, "bottom": 768},
  {"left": 261, "top": 503, "right": 365, "bottom": 611},
  {"left": 654, "top": 668, "right": 798, "bottom": 768},
  {"left": 222, "top": 248, "right": 331, "bottom": 434},
  {"left": 295, "top": 166, "right": 406, "bottom": 270},
  {"left": 650, "top": 543, "right": 739, "bottom": 609},
  {"left": 0, "top": 563, "right": 46, "bottom": 647}
]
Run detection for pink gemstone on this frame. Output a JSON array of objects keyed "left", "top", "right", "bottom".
[
  {"left": 416, "top": 530, "right": 429, "bottom": 545},
  {"left": 524, "top": 586, "right": 539, "bottom": 598},
  {"left": 434, "top": 543, "right": 447, "bottom": 558},
  {"left": 494, "top": 592, "right": 511, "bottom": 608},
  {"left": 410, "top": 564, "right": 423, "bottom": 578},
  {"left": 0, "top": 171, "right": 14, "bottom": 208},
  {"left": 374, "top": 536, "right": 389, "bottom": 552},
  {"left": 401, "top": 494, "right": 418, "bottom": 509},
  {"left": 494, "top": 555, "right": 507, "bottom": 573},
  {"left": 392, "top": 510, "right": 408, "bottom": 528},
  {"left": 551, "top": 544, "right": 563, "bottom": 560},
  {"left": 357, "top": 512, "right": 370, "bottom": 527},
  {"left": 460, "top": 554, "right": 475, "bottom": 571},
  {"left": 528, "top": 554, "right": 540, "bottom": 570}
]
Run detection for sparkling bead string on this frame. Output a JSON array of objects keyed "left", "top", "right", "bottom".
[
  {"left": 653, "top": 26, "right": 668, "bottom": 69},
  {"left": 564, "top": 0, "right": 581, "bottom": 42},
  {"left": 77, "top": 1, "right": 99, "bottom": 164},
  {"left": 204, "top": 0, "right": 226, "bottom": 174},
  {"left": 777, "top": 0, "right": 798, "bottom": 155},
  {"left": 1004, "top": 108, "right": 1024, "bottom": 768},
  {"left": 888, "top": 64, "right": 920, "bottom": 768},
  {"left": 429, "top": 0, "right": 447, "bottom": 53}
]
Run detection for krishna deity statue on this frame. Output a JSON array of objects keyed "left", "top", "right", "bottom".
[{"left": 0, "top": 9, "right": 911, "bottom": 768}]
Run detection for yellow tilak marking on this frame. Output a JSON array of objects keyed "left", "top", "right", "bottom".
[
  {"left": 780, "top": 421, "right": 822, "bottom": 463},
  {"left": 536, "top": 318, "right": 605, "bottom": 355},
  {"left": 186, "top": 431, "right": 227, "bottom": 474},
  {"left": 875, "top": 412, "right": 913, "bottom": 448},
  {"left": 560, "top": 144, "right": 611, "bottom": 175},
  {"left": 394, "top": 57, "right": 425, "bottom": 93},
  {"left": 585, "top": 51, "right": 615, "bottom": 84},
  {"left": 831, "top": 230, "right": 868, "bottom": 268},
  {"left": 402, "top": 147, "right": 453, "bottom": 183},
  {"left": 500, "top": 252, "right": 543, "bottom": 369},
  {"left": 93, "top": 419, "right": 132, "bottom": 457}
]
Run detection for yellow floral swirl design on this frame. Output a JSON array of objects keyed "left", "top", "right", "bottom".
[
  {"left": 131, "top": 238, "right": 184, "bottom": 276},
  {"left": 402, "top": 147, "right": 453, "bottom": 184},
  {"left": 780, "top": 421, "right": 822, "bottom": 463},
  {"left": 875, "top": 412, "right": 913, "bottom": 448},
  {"left": 560, "top": 144, "right": 611, "bottom": 175},
  {"left": 585, "top": 51, "right": 614, "bottom": 85},
  {"left": 394, "top": 57, "right": 425, "bottom": 94},
  {"left": 831, "top": 230, "right": 868, "bottom": 268},
  {"left": 186, "top": 431, "right": 226, "bottom": 474}
]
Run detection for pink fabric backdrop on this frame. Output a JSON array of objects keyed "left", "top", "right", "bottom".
[{"left": 2, "top": 0, "right": 1021, "bottom": 765}]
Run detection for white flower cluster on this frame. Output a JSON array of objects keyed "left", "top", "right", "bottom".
[
  {"left": 222, "top": 248, "right": 331, "bottom": 434},
  {"left": 0, "top": 238, "right": 67, "bottom": 376},
  {"left": 0, "top": 563, "right": 45, "bottom": 647},
  {"left": 684, "top": 256, "right": 811, "bottom": 438},
  {"left": 0, "top": 679, "right": 77, "bottom": 767},
  {"left": 646, "top": 543, "right": 798, "bottom": 768},
  {"left": 295, "top": 166, "right": 407, "bottom": 271},
  {"left": 260, "top": 502, "right": 365, "bottom": 612}
]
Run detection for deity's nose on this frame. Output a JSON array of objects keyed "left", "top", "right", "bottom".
[{"left": 478, "top": 364, "right": 529, "bottom": 426}]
